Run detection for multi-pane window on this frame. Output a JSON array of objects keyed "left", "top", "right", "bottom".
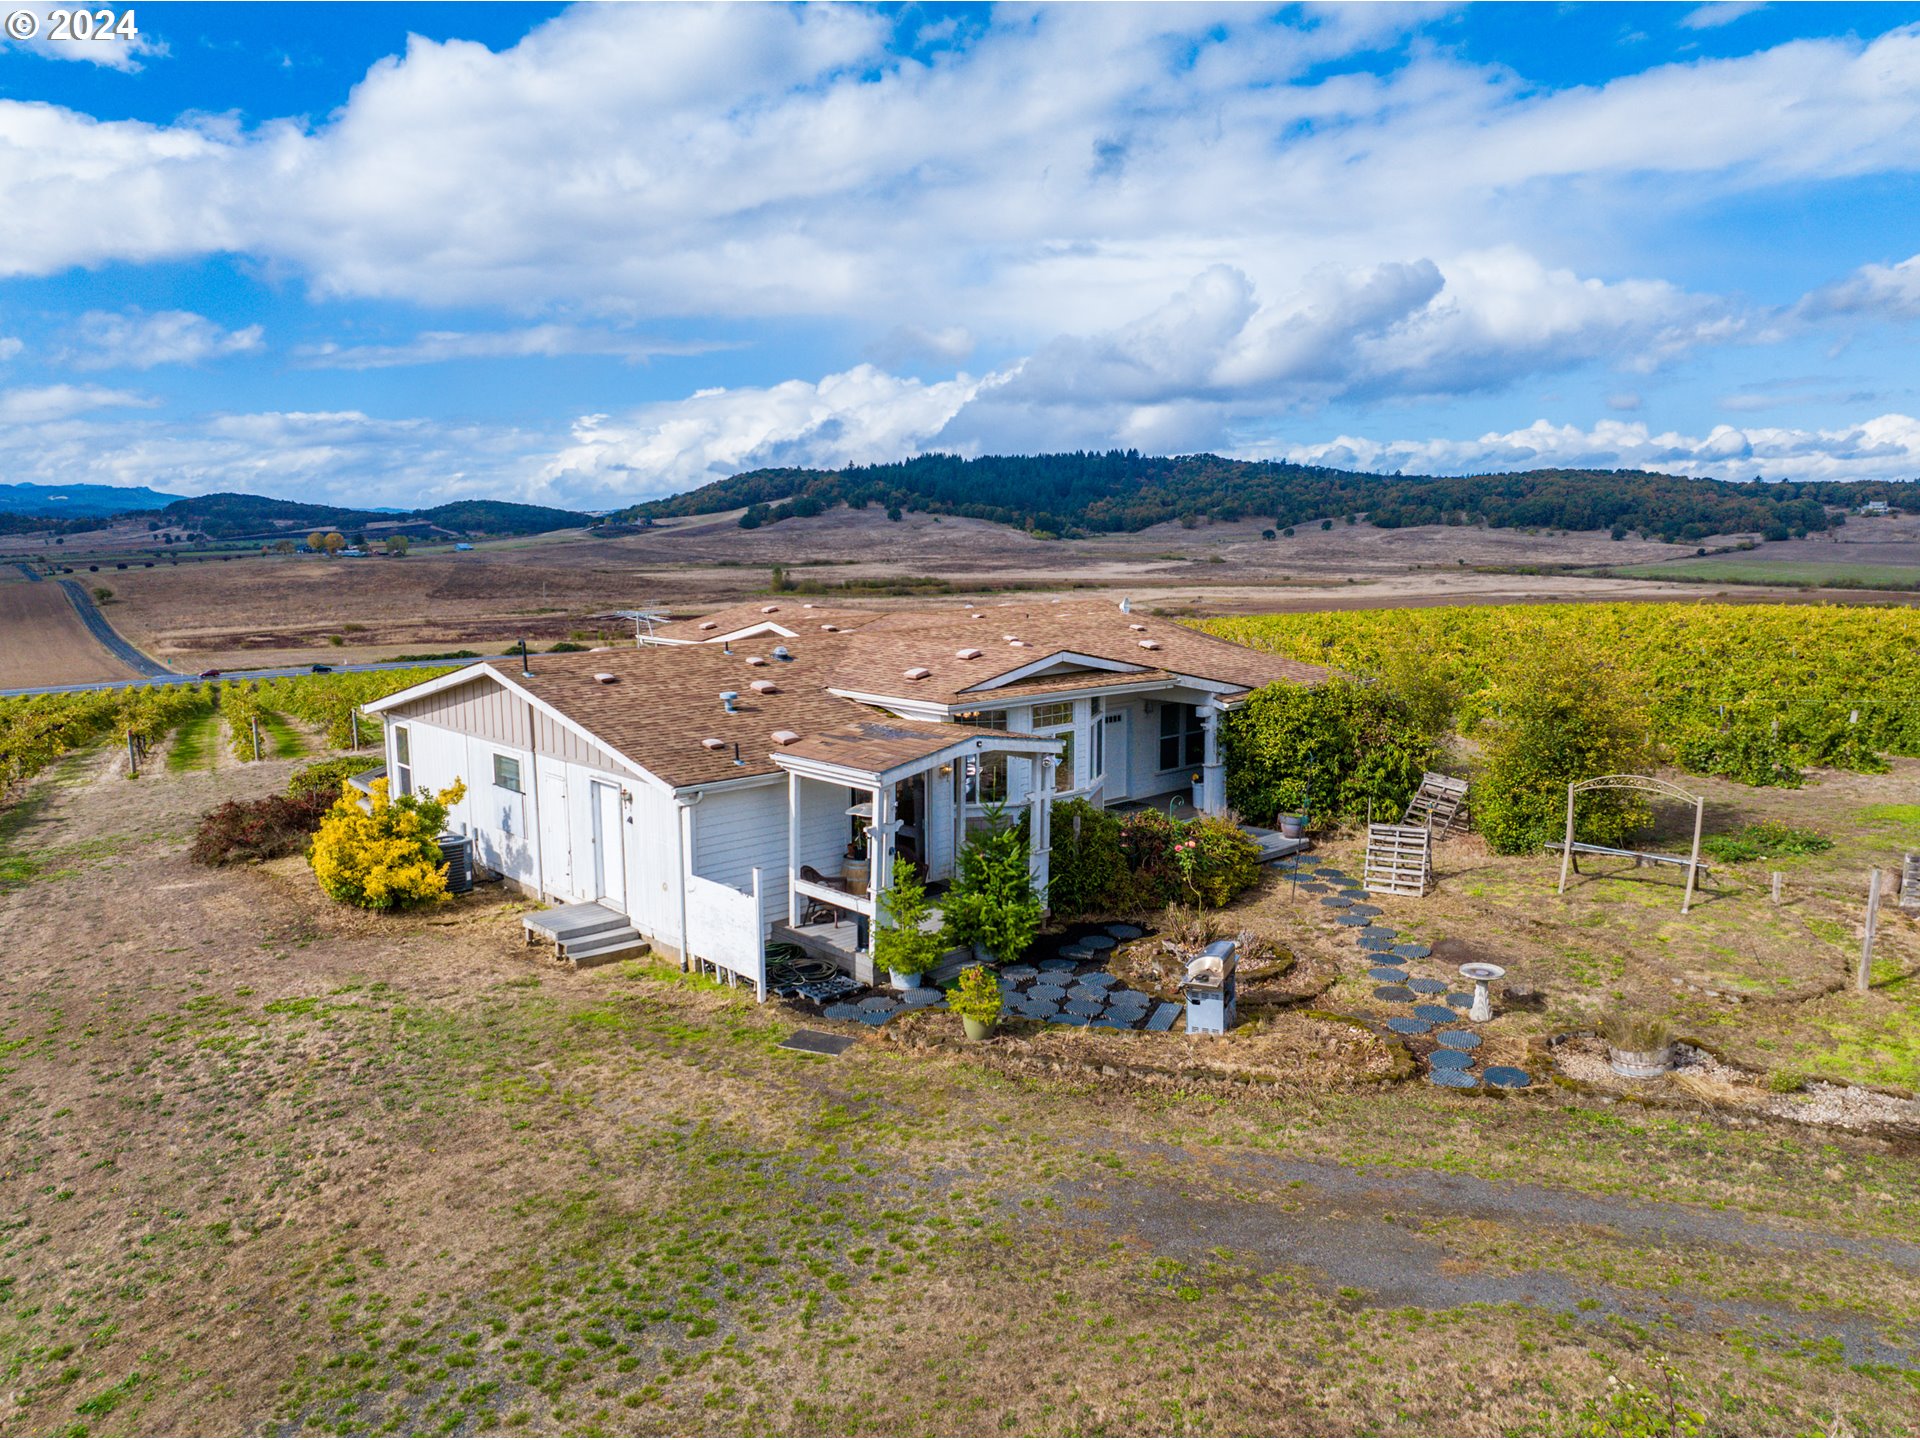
[
  {"left": 955, "top": 709, "right": 1007, "bottom": 730},
  {"left": 493, "top": 753, "right": 523, "bottom": 793},
  {"left": 1030, "top": 701, "right": 1074, "bottom": 730},
  {"left": 392, "top": 725, "right": 412, "bottom": 797},
  {"left": 1158, "top": 703, "right": 1206, "bottom": 772}
]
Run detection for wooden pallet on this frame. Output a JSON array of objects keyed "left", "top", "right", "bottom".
[
  {"left": 1364, "top": 823, "right": 1433, "bottom": 898},
  {"left": 1401, "top": 771, "right": 1470, "bottom": 836},
  {"left": 1902, "top": 853, "right": 1920, "bottom": 910}
]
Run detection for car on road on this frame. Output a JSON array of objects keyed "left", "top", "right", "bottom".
[
  {"left": 198, "top": 668, "right": 222, "bottom": 679},
  {"left": 309, "top": 663, "right": 333, "bottom": 673}
]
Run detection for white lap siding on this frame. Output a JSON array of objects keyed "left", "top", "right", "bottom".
[{"left": 687, "top": 780, "right": 790, "bottom": 931}]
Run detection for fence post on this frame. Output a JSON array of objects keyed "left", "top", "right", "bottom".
[
  {"left": 126, "top": 729, "right": 139, "bottom": 778},
  {"left": 1770, "top": 871, "right": 1783, "bottom": 905},
  {"left": 251, "top": 716, "right": 261, "bottom": 762},
  {"left": 1858, "top": 869, "right": 1882, "bottom": 993}
]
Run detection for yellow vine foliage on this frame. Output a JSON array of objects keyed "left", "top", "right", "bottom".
[{"left": 310, "top": 777, "right": 467, "bottom": 911}]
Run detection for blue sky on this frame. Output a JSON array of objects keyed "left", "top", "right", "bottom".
[{"left": 2, "top": 1, "right": 1919, "bottom": 509}]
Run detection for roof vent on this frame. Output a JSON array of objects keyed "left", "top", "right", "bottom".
[
  {"left": 772, "top": 645, "right": 793, "bottom": 661},
  {"left": 955, "top": 647, "right": 982, "bottom": 660},
  {"left": 750, "top": 679, "right": 779, "bottom": 694},
  {"left": 1003, "top": 633, "right": 1019, "bottom": 641},
  {"left": 903, "top": 666, "right": 932, "bottom": 680},
  {"left": 744, "top": 655, "right": 767, "bottom": 666},
  {"left": 821, "top": 623, "right": 839, "bottom": 631},
  {"left": 702, "top": 737, "right": 726, "bottom": 751},
  {"left": 1008, "top": 640, "right": 1027, "bottom": 648},
  {"left": 771, "top": 729, "right": 801, "bottom": 746},
  {"left": 1138, "top": 639, "right": 1161, "bottom": 651},
  {"left": 699, "top": 621, "right": 718, "bottom": 631},
  {"left": 760, "top": 605, "right": 779, "bottom": 614},
  {"left": 593, "top": 672, "right": 618, "bottom": 684},
  {"left": 719, "top": 691, "right": 740, "bottom": 713}
]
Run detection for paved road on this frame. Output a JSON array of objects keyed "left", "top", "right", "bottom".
[
  {"left": 52, "top": 579, "right": 175, "bottom": 680},
  {"left": 11, "top": 561, "right": 39, "bottom": 582},
  {"left": 0, "top": 653, "right": 507, "bottom": 699}
]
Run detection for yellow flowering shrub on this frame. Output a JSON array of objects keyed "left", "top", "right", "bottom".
[{"left": 310, "top": 777, "right": 466, "bottom": 911}]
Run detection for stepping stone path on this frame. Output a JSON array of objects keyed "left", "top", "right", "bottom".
[
  {"left": 1277, "top": 855, "right": 1530, "bottom": 1089},
  {"left": 981, "top": 933, "right": 1170, "bottom": 1032},
  {"left": 902, "top": 988, "right": 944, "bottom": 1008}
]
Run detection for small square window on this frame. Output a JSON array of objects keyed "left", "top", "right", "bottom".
[
  {"left": 1031, "top": 701, "right": 1074, "bottom": 730},
  {"left": 493, "top": 754, "right": 523, "bottom": 792}
]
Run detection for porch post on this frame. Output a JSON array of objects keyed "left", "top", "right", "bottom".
[
  {"left": 870, "top": 782, "right": 893, "bottom": 926},
  {"left": 1200, "top": 702, "right": 1227, "bottom": 817},
  {"left": 1028, "top": 755, "right": 1052, "bottom": 894},
  {"left": 786, "top": 771, "right": 800, "bottom": 926}
]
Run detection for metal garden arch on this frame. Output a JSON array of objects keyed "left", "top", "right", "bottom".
[{"left": 1555, "top": 774, "right": 1705, "bottom": 914}]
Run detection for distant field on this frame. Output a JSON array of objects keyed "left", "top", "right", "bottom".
[
  {"left": 0, "top": 581, "right": 141, "bottom": 688},
  {"left": 1605, "top": 557, "right": 1920, "bottom": 589}
]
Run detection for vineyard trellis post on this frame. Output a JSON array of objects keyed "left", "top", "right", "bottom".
[
  {"left": 250, "top": 716, "right": 261, "bottom": 762},
  {"left": 1858, "top": 869, "right": 1882, "bottom": 993},
  {"left": 1770, "top": 871, "right": 1783, "bottom": 905},
  {"left": 126, "top": 729, "right": 139, "bottom": 779}
]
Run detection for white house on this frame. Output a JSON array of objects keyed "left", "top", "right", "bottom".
[{"left": 363, "top": 599, "right": 1329, "bottom": 989}]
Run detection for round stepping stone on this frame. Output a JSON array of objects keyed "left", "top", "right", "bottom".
[
  {"left": 1483, "top": 1066, "right": 1532, "bottom": 1089},
  {"left": 1318, "top": 869, "right": 1352, "bottom": 881},
  {"left": 1296, "top": 882, "right": 1330, "bottom": 894},
  {"left": 823, "top": 1003, "right": 862, "bottom": 1021},
  {"left": 856, "top": 1009, "right": 894, "bottom": 1027},
  {"left": 1367, "top": 965, "right": 1409, "bottom": 982},
  {"left": 1428, "top": 1048, "right": 1474, "bottom": 1071},
  {"left": 1338, "top": 889, "right": 1369, "bottom": 900},
  {"left": 1091, "top": 1017, "right": 1131, "bottom": 1030},
  {"left": 1427, "top": 1069, "right": 1477, "bottom": 1088},
  {"left": 1408, "top": 977, "right": 1448, "bottom": 995},
  {"left": 1447, "top": 992, "right": 1475, "bottom": 1010},
  {"left": 1434, "top": 1029, "right": 1481, "bottom": 1050},
  {"left": 1060, "top": 944, "right": 1095, "bottom": 960},
  {"left": 1372, "top": 985, "right": 1415, "bottom": 1003},
  {"left": 1039, "top": 958, "right": 1076, "bottom": 973},
  {"left": 1106, "top": 994, "right": 1149, "bottom": 1013},
  {"left": 1390, "top": 943, "right": 1432, "bottom": 961},
  {"left": 1054, "top": 1011, "right": 1091, "bottom": 1027},
  {"left": 1106, "top": 924, "right": 1144, "bottom": 940},
  {"left": 1334, "top": 913, "right": 1370, "bottom": 927},
  {"left": 1413, "top": 1003, "right": 1457, "bottom": 1025},
  {"left": 902, "top": 988, "right": 943, "bottom": 1008},
  {"left": 1319, "top": 896, "right": 1352, "bottom": 910},
  {"left": 1358, "top": 938, "right": 1396, "bottom": 956},
  {"left": 1027, "top": 983, "right": 1065, "bottom": 1002},
  {"left": 1082, "top": 934, "right": 1116, "bottom": 951},
  {"left": 1001, "top": 966, "right": 1038, "bottom": 983},
  {"left": 1063, "top": 997, "right": 1105, "bottom": 1018},
  {"left": 1078, "top": 971, "right": 1118, "bottom": 988},
  {"left": 1346, "top": 903, "right": 1382, "bottom": 918},
  {"left": 1386, "top": 1016, "right": 1431, "bottom": 1035},
  {"left": 857, "top": 995, "right": 900, "bottom": 1013},
  {"left": 1360, "top": 926, "right": 1398, "bottom": 942}
]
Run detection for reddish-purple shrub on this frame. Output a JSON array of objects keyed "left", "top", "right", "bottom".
[{"left": 189, "top": 790, "right": 333, "bottom": 867}]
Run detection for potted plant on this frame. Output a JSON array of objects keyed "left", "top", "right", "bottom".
[
  {"left": 873, "top": 857, "right": 940, "bottom": 990},
  {"left": 949, "top": 964, "right": 1003, "bottom": 1042},
  {"left": 941, "top": 808, "right": 1043, "bottom": 965},
  {"left": 1602, "top": 1011, "right": 1674, "bottom": 1079}
]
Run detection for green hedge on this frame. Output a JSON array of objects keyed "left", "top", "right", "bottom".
[
  {"left": 1048, "top": 799, "right": 1262, "bottom": 915},
  {"left": 1221, "top": 678, "right": 1437, "bottom": 826}
]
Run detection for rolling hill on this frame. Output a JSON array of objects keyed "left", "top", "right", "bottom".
[{"left": 621, "top": 452, "right": 1913, "bottom": 545}]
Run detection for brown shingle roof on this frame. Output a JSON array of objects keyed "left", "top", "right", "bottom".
[
  {"left": 646, "top": 601, "right": 886, "bottom": 644},
  {"left": 777, "top": 715, "right": 1053, "bottom": 775},
  {"left": 823, "top": 600, "right": 1330, "bottom": 703}
]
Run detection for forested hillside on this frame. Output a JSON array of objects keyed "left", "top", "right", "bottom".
[
  {"left": 151, "top": 493, "right": 590, "bottom": 539},
  {"left": 623, "top": 452, "right": 1909, "bottom": 543}
]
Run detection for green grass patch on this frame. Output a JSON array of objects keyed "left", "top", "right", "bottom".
[
  {"left": 257, "top": 710, "right": 309, "bottom": 760},
  {"left": 1603, "top": 557, "right": 1920, "bottom": 590},
  {"left": 165, "top": 703, "right": 220, "bottom": 773}
]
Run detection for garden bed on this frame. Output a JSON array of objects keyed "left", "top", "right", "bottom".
[
  {"left": 875, "top": 1004, "right": 1404, "bottom": 1093},
  {"left": 1548, "top": 1033, "right": 1920, "bottom": 1142}
]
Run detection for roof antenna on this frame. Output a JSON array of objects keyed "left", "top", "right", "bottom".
[
  {"left": 723, "top": 639, "right": 732, "bottom": 655},
  {"left": 519, "top": 638, "right": 533, "bottom": 677},
  {"left": 732, "top": 742, "right": 743, "bottom": 766}
]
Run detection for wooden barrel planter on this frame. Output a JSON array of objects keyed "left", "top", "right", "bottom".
[{"left": 1608, "top": 1043, "right": 1674, "bottom": 1080}]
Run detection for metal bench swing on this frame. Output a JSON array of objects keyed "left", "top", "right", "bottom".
[{"left": 1555, "top": 774, "right": 1709, "bottom": 915}]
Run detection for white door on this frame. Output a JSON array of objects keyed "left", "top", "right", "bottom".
[
  {"left": 591, "top": 780, "right": 627, "bottom": 909},
  {"left": 1102, "top": 709, "right": 1132, "bottom": 801},
  {"left": 536, "top": 757, "right": 573, "bottom": 900}
]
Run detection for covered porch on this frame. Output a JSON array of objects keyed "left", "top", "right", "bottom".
[{"left": 773, "top": 717, "right": 1062, "bottom": 980}]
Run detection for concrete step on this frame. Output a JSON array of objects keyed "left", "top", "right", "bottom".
[
  {"left": 561, "top": 930, "right": 649, "bottom": 968},
  {"left": 524, "top": 902, "right": 631, "bottom": 946}
]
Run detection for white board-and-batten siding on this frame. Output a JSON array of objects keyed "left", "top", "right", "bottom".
[{"left": 388, "top": 677, "right": 630, "bottom": 774}]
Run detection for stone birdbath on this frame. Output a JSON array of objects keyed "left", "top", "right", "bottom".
[{"left": 1459, "top": 962, "right": 1505, "bottom": 1023}]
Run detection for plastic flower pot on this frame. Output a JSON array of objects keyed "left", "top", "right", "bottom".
[
  {"left": 888, "top": 969, "right": 924, "bottom": 991},
  {"left": 962, "top": 1016, "right": 998, "bottom": 1042},
  {"left": 1278, "top": 814, "right": 1306, "bottom": 839}
]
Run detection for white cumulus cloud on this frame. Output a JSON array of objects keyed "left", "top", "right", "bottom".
[
  {"left": 294, "top": 326, "right": 734, "bottom": 370},
  {"left": 63, "top": 309, "right": 263, "bottom": 370},
  {"left": 0, "top": 383, "right": 150, "bottom": 423}
]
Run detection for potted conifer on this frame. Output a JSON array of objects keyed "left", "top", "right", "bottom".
[
  {"left": 941, "top": 808, "right": 1043, "bottom": 965},
  {"left": 873, "top": 857, "right": 940, "bottom": 990},
  {"left": 949, "top": 964, "right": 1003, "bottom": 1042}
]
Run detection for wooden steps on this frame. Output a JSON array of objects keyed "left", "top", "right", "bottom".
[{"left": 1364, "top": 824, "right": 1433, "bottom": 898}]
